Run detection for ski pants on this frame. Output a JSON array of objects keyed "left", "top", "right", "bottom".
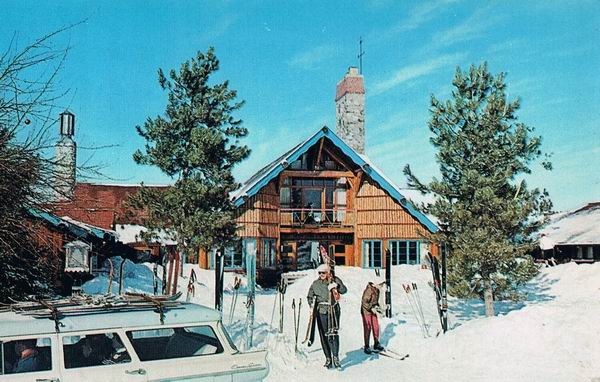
[
  {"left": 361, "top": 311, "right": 380, "bottom": 347},
  {"left": 316, "top": 305, "right": 340, "bottom": 360}
]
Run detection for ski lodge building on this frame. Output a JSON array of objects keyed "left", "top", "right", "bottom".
[{"left": 198, "top": 67, "right": 439, "bottom": 282}]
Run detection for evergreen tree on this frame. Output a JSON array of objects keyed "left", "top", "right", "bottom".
[
  {"left": 132, "top": 48, "right": 249, "bottom": 264},
  {"left": 404, "top": 63, "right": 552, "bottom": 316}
]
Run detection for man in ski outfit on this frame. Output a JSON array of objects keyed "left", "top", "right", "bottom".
[
  {"left": 307, "top": 263, "right": 347, "bottom": 369},
  {"left": 361, "top": 282, "right": 385, "bottom": 354}
]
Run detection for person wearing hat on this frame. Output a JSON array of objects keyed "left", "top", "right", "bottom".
[{"left": 307, "top": 263, "right": 347, "bottom": 369}]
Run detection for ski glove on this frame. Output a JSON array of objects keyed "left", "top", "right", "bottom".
[
  {"left": 328, "top": 283, "right": 338, "bottom": 291},
  {"left": 373, "top": 306, "right": 385, "bottom": 315}
]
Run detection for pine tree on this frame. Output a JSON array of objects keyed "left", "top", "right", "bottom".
[
  {"left": 404, "top": 63, "right": 552, "bottom": 316},
  {"left": 131, "top": 48, "right": 250, "bottom": 265}
]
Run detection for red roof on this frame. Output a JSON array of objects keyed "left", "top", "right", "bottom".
[{"left": 51, "top": 183, "right": 168, "bottom": 230}]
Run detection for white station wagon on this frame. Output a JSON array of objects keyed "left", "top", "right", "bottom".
[{"left": 0, "top": 298, "right": 269, "bottom": 382}]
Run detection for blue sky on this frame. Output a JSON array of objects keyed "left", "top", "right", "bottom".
[{"left": 2, "top": 1, "right": 599, "bottom": 212}]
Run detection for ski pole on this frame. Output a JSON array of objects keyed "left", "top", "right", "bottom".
[
  {"left": 412, "top": 282, "right": 430, "bottom": 337},
  {"left": 270, "top": 283, "right": 279, "bottom": 328},
  {"left": 403, "top": 284, "right": 427, "bottom": 338}
]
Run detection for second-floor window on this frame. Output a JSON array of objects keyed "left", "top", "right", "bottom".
[{"left": 280, "top": 177, "right": 347, "bottom": 224}]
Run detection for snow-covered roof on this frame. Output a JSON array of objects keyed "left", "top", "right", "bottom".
[
  {"left": 538, "top": 202, "right": 600, "bottom": 250},
  {"left": 115, "top": 224, "right": 177, "bottom": 245},
  {"left": 231, "top": 126, "right": 439, "bottom": 233},
  {"left": 28, "top": 208, "right": 117, "bottom": 242}
]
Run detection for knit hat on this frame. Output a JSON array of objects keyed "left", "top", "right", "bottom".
[{"left": 316, "top": 264, "right": 330, "bottom": 273}]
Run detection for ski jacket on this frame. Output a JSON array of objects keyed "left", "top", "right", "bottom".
[
  {"left": 361, "top": 282, "right": 380, "bottom": 314},
  {"left": 307, "top": 276, "right": 347, "bottom": 314}
]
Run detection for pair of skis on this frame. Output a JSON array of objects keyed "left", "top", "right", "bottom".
[
  {"left": 302, "top": 298, "right": 318, "bottom": 346},
  {"left": 292, "top": 298, "right": 302, "bottom": 353},
  {"left": 402, "top": 283, "right": 430, "bottom": 338},
  {"left": 371, "top": 348, "right": 410, "bottom": 361},
  {"left": 427, "top": 252, "right": 448, "bottom": 333},
  {"left": 228, "top": 276, "right": 242, "bottom": 323}
]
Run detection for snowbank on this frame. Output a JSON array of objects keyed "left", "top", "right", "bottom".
[{"left": 84, "top": 261, "right": 600, "bottom": 382}]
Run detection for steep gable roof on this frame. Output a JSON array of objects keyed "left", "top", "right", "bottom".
[{"left": 232, "top": 126, "right": 438, "bottom": 233}]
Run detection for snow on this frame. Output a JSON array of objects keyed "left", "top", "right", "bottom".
[
  {"left": 539, "top": 203, "right": 600, "bottom": 249},
  {"left": 83, "top": 262, "right": 600, "bottom": 382},
  {"left": 114, "top": 224, "right": 177, "bottom": 245}
]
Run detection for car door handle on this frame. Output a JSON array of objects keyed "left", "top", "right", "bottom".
[{"left": 125, "top": 368, "right": 147, "bottom": 375}]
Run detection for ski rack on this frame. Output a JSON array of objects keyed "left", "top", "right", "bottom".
[{"left": 0, "top": 292, "right": 183, "bottom": 331}]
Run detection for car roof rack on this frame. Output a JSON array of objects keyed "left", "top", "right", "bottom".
[{"left": 0, "top": 292, "right": 183, "bottom": 331}]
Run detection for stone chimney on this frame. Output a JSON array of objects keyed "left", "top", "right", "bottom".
[
  {"left": 335, "top": 67, "right": 365, "bottom": 154},
  {"left": 55, "top": 111, "right": 76, "bottom": 200}
]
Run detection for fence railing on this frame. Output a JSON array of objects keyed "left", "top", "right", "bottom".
[{"left": 280, "top": 208, "right": 354, "bottom": 227}]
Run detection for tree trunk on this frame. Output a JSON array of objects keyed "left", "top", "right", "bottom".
[{"left": 484, "top": 279, "right": 495, "bottom": 317}]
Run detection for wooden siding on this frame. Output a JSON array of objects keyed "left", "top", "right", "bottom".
[
  {"left": 235, "top": 181, "right": 279, "bottom": 239},
  {"left": 355, "top": 180, "right": 426, "bottom": 239}
]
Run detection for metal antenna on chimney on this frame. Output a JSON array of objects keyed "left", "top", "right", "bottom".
[{"left": 358, "top": 36, "right": 365, "bottom": 74}]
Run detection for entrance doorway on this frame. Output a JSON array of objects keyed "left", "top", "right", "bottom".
[{"left": 280, "top": 234, "right": 353, "bottom": 271}]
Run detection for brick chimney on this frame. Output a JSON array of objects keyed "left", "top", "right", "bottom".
[{"left": 335, "top": 67, "right": 365, "bottom": 154}]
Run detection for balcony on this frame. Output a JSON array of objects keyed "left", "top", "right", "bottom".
[{"left": 280, "top": 208, "right": 354, "bottom": 228}]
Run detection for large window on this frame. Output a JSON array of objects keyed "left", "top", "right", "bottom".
[
  {"left": 363, "top": 240, "right": 382, "bottom": 268},
  {"left": 389, "top": 240, "right": 420, "bottom": 265},
  {"left": 280, "top": 177, "right": 348, "bottom": 225},
  {"left": 1, "top": 337, "right": 52, "bottom": 374},
  {"left": 260, "top": 239, "right": 276, "bottom": 268},
  {"left": 126, "top": 326, "right": 223, "bottom": 362},
  {"left": 62, "top": 332, "right": 131, "bottom": 369}
]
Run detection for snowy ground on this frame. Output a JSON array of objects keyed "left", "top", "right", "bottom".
[{"left": 84, "top": 261, "right": 600, "bottom": 382}]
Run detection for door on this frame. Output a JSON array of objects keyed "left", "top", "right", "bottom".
[
  {"left": 59, "top": 330, "right": 147, "bottom": 382},
  {"left": 125, "top": 324, "right": 232, "bottom": 382},
  {"left": 0, "top": 334, "right": 60, "bottom": 382}
]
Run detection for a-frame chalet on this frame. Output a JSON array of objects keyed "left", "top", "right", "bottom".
[{"left": 198, "top": 67, "right": 438, "bottom": 283}]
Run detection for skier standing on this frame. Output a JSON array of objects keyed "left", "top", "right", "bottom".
[
  {"left": 307, "top": 264, "right": 347, "bottom": 369},
  {"left": 361, "top": 282, "right": 385, "bottom": 354}
]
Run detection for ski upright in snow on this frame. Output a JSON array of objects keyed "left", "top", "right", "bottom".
[{"left": 302, "top": 298, "right": 318, "bottom": 346}]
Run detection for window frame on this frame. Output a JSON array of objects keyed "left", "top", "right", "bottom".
[
  {"left": 389, "top": 240, "right": 421, "bottom": 265},
  {"left": 60, "top": 331, "right": 132, "bottom": 370},
  {"left": 260, "top": 238, "right": 277, "bottom": 269},
  {"left": 125, "top": 324, "right": 225, "bottom": 363},
  {"left": 362, "top": 240, "right": 383, "bottom": 269},
  {"left": 1, "top": 335, "right": 55, "bottom": 376}
]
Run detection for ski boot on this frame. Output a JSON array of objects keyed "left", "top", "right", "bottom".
[
  {"left": 373, "top": 342, "right": 384, "bottom": 352},
  {"left": 363, "top": 346, "right": 373, "bottom": 354},
  {"left": 332, "top": 357, "right": 341, "bottom": 370},
  {"left": 323, "top": 358, "right": 332, "bottom": 369}
]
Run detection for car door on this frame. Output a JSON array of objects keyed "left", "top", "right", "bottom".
[
  {"left": 58, "top": 330, "right": 147, "bottom": 382},
  {"left": 0, "top": 334, "right": 60, "bottom": 382},
  {"left": 125, "top": 324, "right": 236, "bottom": 382}
]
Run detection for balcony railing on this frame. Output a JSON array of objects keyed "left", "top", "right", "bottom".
[{"left": 280, "top": 208, "right": 354, "bottom": 228}]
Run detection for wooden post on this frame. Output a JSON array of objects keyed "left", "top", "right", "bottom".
[
  {"left": 166, "top": 252, "right": 174, "bottom": 295},
  {"left": 172, "top": 251, "right": 181, "bottom": 295}
]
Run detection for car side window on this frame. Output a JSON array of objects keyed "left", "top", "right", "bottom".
[
  {"left": 62, "top": 333, "right": 131, "bottom": 369},
  {"left": 126, "top": 326, "right": 224, "bottom": 362},
  {"left": 1, "top": 337, "right": 52, "bottom": 374}
]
